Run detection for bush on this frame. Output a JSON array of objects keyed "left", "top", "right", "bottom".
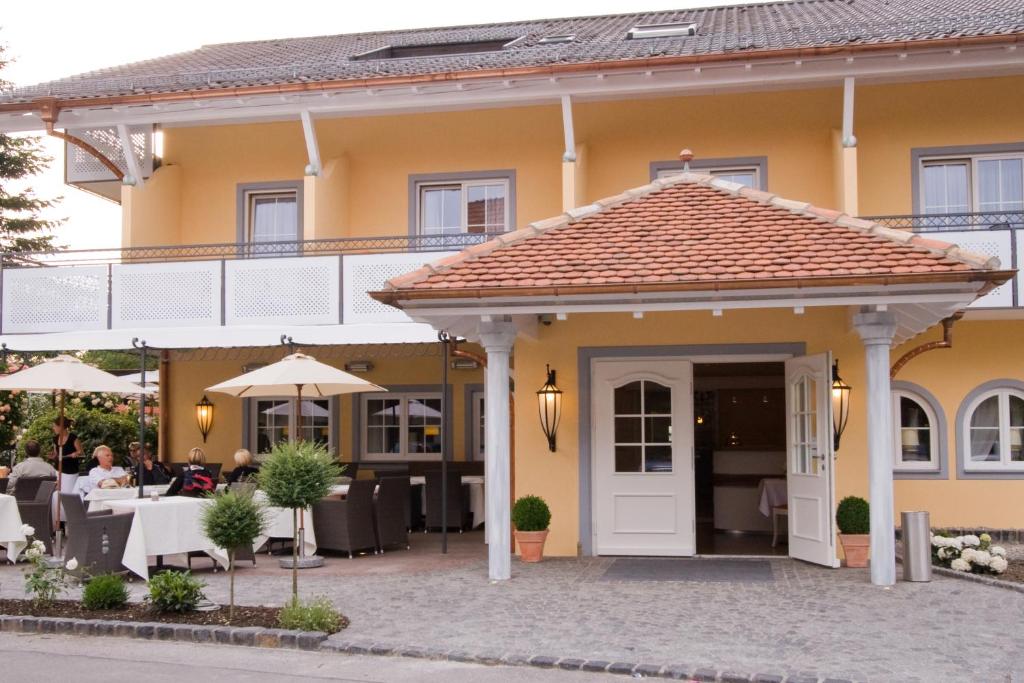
[
  {"left": 146, "top": 570, "right": 206, "bottom": 613},
  {"left": 836, "top": 496, "right": 870, "bottom": 534},
  {"left": 201, "top": 489, "right": 268, "bottom": 619},
  {"left": 82, "top": 573, "right": 130, "bottom": 610},
  {"left": 21, "top": 405, "right": 157, "bottom": 470},
  {"left": 278, "top": 596, "right": 346, "bottom": 634},
  {"left": 512, "top": 495, "right": 551, "bottom": 532}
]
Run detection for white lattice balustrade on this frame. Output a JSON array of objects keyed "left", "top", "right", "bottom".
[
  {"left": 2, "top": 266, "right": 108, "bottom": 333},
  {"left": 342, "top": 251, "right": 456, "bottom": 324},
  {"left": 111, "top": 261, "right": 221, "bottom": 328},
  {"left": 225, "top": 256, "right": 340, "bottom": 326},
  {"left": 65, "top": 125, "right": 154, "bottom": 183},
  {"left": 941, "top": 230, "right": 1014, "bottom": 308}
]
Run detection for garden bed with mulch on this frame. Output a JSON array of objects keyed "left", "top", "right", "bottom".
[{"left": 0, "top": 599, "right": 347, "bottom": 629}]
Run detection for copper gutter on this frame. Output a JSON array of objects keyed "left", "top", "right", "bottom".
[
  {"left": 371, "top": 269, "right": 1016, "bottom": 307},
  {"left": 37, "top": 97, "right": 124, "bottom": 180},
  {"left": 890, "top": 312, "right": 963, "bottom": 378},
  {"left": 3, "top": 33, "right": 1022, "bottom": 115}
]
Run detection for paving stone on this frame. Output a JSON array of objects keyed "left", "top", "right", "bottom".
[
  {"left": 277, "top": 631, "right": 297, "bottom": 648},
  {"left": 297, "top": 631, "right": 326, "bottom": 650},
  {"left": 92, "top": 620, "right": 116, "bottom": 636},
  {"left": 54, "top": 619, "right": 77, "bottom": 634},
  {"left": 634, "top": 663, "right": 663, "bottom": 677},
  {"left": 557, "top": 658, "right": 586, "bottom": 670},
  {"left": 18, "top": 617, "right": 38, "bottom": 633},
  {"left": 722, "top": 673, "right": 751, "bottom": 682},
  {"left": 693, "top": 668, "right": 719, "bottom": 682},
  {"left": 255, "top": 628, "right": 284, "bottom": 648},
  {"left": 0, "top": 616, "right": 19, "bottom": 632},
  {"left": 173, "top": 625, "right": 195, "bottom": 642},
  {"left": 446, "top": 650, "right": 476, "bottom": 663},
  {"left": 370, "top": 643, "right": 395, "bottom": 656},
  {"left": 231, "top": 626, "right": 262, "bottom": 647},
  {"left": 528, "top": 655, "right": 558, "bottom": 668},
  {"left": 35, "top": 617, "right": 57, "bottom": 633},
  {"left": 581, "top": 660, "right": 610, "bottom": 672},
  {"left": 661, "top": 664, "right": 692, "bottom": 680},
  {"left": 113, "top": 623, "right": 134, "bottom": 638},
  {"left": 753, "top": 675, "right": 785, "bottom": 683},
  {"left": 155, "top": 624, "right": 176, "bottom": 641},
  {"left": 134, "top": 623, "right": 156, "bottom": 639},
  {"left": 607, "top": 661, "right": 636, "bottom": 675},
  {"left": 191, "top": 626, "right": 214, "bottom": 643},
  {"left": 501, "top": 653, "right": 532, "bottom": 666},
  {"left": 785, "top": 676, "right": 819, "bottom": 683},
  {"left": 399, "top": 646, "right": 427, "bottom": 658}
]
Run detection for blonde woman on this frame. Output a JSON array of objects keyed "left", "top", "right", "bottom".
[
  {"left": 166, "top": 447, "right": 216, "bottom": 497},
  {"left": 226, "top": 448, "right": 260, "bottom": 484}
]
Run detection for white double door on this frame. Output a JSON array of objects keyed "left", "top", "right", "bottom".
[{"left": 592, "top": 354, "right": 837, "bottom": 566}]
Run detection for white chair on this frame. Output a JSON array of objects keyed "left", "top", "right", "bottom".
[{"left": 771, "top": 505, "right": 788, "bottom": 547}]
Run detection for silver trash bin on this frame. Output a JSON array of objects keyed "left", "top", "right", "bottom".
[{"left": 902, "top": 511, "right": 932, "bottom": 582}]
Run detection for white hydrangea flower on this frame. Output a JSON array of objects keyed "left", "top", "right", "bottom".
[
  {"left": 31, "top": 539, "right": 45, "bottom": 551},
  {"left": 91, "top": 398, "right": 101, "bottom": 406},
  {"left": 989, "top": 556, "right": 1008, "bottom": 574},
  {"left": 104, "top": 400, "right": 114, "bottom": 409},
  {"left": 25, "top": 546, "right": 41, "bottom": 560},
  {"left": 963, "top": 534, "right": 981, "bottom": 547},
  {"left": 991, "top": 546, "right": 1007, "bottom": 558},
  {"left": 961, "top": 548, "right": 977, "bottom": 565},
  {"left": 20, "top": 524, "right": 34, "bottom": 537},
  {"left": 65, "top": 557, "right": 78, "bottom": 571},
  {"left": 972, "top": 550, "right": 992, "bottom": 567},
  {"left": 950, "top": 558, "right": 971, "bottom": 572}
]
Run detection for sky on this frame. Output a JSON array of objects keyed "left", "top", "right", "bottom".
[{"left": 1, "top": 0, "right": 730, "bottom": 251}]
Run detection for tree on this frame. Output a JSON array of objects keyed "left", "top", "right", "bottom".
[
  {"left": 201, "top": 489, "right": 268, "bottom": 620},
  {"left": 257, "top": 441, "right": 339, "bottom": 604},
  {"left": 0, "top": 42, "right": 60, "bottom": 253}
]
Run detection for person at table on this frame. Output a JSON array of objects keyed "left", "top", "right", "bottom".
[
  {"left": 50, "top": 416, "right": 84, "bottom": 492},
  {"left": 7, "top": 439, "right": 57, "bottom": 495},
  {"left": 226, "top": 448, "right": 259, "bottom": 484},
  {"left": 126, "top": 441, "right": 142, "bottom": 468},
  {"left": 140, "top": 449, "right": 172, "bottom": 485},
  {"left": 166, "top": 447, "right": 216, "bottom": 497},
  {"left": 79, "top": 445, "right": 129, "bottom": 496}
]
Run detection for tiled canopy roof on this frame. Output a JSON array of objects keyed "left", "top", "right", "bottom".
[
  {"left": 375, "top": 174, "right": 1007, "bottom": 302},
  {"left": 4, "top": 0, "right": 1024, "bottom": 103}
]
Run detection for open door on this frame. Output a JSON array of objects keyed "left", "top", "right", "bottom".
[{"left": 784, "top": 352, "right": 839, "bottom": 567}]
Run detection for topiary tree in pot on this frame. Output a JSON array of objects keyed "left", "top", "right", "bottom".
[
  {"left": 201, "top": 488, "right": 268, "bottom": 620},
  {"left": 257, "top": 440, "right": 339, "bottom": 604},
  {"left": 836, "top": 495, "right": 870, "bottom": 568},
  {"left": 511, "top": 495, "right": 551, "bottom": 563}
]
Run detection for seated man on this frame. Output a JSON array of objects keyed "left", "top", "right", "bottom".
[
  {"left": 140, "top": 450, "right": 172, "bottom": 485},
  {"left": 7, "top": 439, "right": 57, "bottom": 495},
  {"left": 79, "top": 445, "right": 128, "bottom": 496}
]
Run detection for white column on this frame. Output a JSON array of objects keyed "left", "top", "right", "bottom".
[
  {"left": 854, "top": 310, "right": 898, "bottom": 586},
  {"left": 479, "top": 320, "right": 516, "bottom": 581}
]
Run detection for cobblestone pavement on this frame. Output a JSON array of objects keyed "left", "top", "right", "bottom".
[{"left": 2, "top": 535, "right": 1023, "bottom": 682}]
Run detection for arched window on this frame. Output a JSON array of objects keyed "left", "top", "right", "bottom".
[
  {"left": 891, "top": 382, "right": 947, "bottom": 479},
  {"left": 958, "top": 383, "right": 1024, "bottom": 475}
]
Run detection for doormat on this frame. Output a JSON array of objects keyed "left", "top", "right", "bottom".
[{"left": 599, "top": 558, "right": 774, "bottom": 582}]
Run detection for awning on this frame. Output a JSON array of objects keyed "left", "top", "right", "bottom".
[{"left": 0, "top": 323, "right": 440, "bottom": 352}]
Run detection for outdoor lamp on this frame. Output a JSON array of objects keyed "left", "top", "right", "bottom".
[
  {"left": 537, "top": 365, "right": 562, "bottom": 452},
  {"left": 831, "top": 361, "right": 851, "bottom": 452},
  {"left": 195, "top": 395, "right": 215, "bottom": 443}
]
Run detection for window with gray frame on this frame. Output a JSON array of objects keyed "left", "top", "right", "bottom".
[
  {"left": 410, "top": 171, "right": 515, "bottom": 236},
  {"left": 650, "top": 156, "right": 767, "bottom": 190},
  {"left": 918, "top": 152, "right": 1024, "bottom": 214},
  {"left": 237, "top": 181, "right": 303, "bottom": 254}
]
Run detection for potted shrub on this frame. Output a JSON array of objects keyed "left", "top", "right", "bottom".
[
  {"left": 512, "top": 495, "right": 551, "bottom": 563},
  {"left": 201, "top": 488, "right": 268, "bottom": 620},
  {"left": 836, "top": 496, "right": 870, "bottom": 568}
]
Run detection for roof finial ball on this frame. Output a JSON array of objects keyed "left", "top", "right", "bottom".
[{"left": 679, "top": 148, "right": 694, "bottom": 172}]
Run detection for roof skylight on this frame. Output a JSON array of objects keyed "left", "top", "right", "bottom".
[
  {"left": 351, "top": 38, "right": 519, "bottom": 61},
  {"left": 538, "top": 34, "right": 576, "bottom": 45},
  {"left": 626, "top": 22, "right": 697, "bottom": 40}
]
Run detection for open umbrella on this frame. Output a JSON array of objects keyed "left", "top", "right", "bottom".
[
  {"left": 207, "top": 352, "right": 385, "bottom": 567},
  {"left": 0, "top": 355, "right": 145, "bottom": 556}
]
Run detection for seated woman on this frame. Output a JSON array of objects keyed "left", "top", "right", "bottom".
[
  {"left": 226, "top": 448, "right": 260, "bottom": 484},
  {"left": 165, "top": 447, "right": 216, "bottom": 497},
  {"left": 140, "top": 450, "right": 172, "bottom": 485}
]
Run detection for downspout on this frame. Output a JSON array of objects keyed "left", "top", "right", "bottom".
[
  {"left": 890, "top": 312, "right": 963, "bottom": 378},
  {"left": 37, "top": 97, "right": 125, "bottom": 181},
  {"left": 452, "top": 343, "right": 516, "bottom": 554}
]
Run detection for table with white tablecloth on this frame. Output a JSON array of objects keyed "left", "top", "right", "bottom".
[
  {"left": 252, "top": 491, "right": 316, "bottom": 558},
  {"left": 332, "top": 475, "right": 485, "bottom": 529},
  {"left": 0, "top": 494, "right": 27, "bottom": 563},
  {"left": 757, "top": 477, "right": 788, "bottom": 517},
  {"left": 84, "top": 485, "right": 171, "bottom": 512}
]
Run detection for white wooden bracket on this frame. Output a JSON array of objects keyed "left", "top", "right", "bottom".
[
  {"left": 300, "top": 110, "right": 321, "bottom": 176},
  {"left": 842, "top": 77, "right": 857, "bottom": 148},
  {"left": 560, "top": 95, "right": 576, "bottom": 162},
  {"left": 116, "top": 123, "right": 143, "bottom": 187}
]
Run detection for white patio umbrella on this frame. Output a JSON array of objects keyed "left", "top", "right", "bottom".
[
  {"left": 0, "top": 355, "right": 145, "bottom": 555},
  {"left": 207, "top": 352, "right": 385, "bottom": 567}
]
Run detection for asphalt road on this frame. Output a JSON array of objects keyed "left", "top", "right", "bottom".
[{"left": 0, "top": 632, "right": 607, "bottom": 682}]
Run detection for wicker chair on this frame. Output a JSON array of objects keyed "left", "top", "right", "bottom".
[
  {"left": 60, "top": 493, "right": 134, "bottom": 576},
  {"left": 16, "top": 479, "right": 56, "bottom": 554},
  {"left": 375, "top": 476, "right": 410, "bottom": 552},
  {"left": 425, "top": 470, "right": 471, "bottom": 533},
  {"left": 0, "top": 478, "right": 7, "bottom": 494},
  {"left": 312, "top": 479, "right": 377, "bottom": 558}
]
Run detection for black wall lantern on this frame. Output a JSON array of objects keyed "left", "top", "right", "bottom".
[
  {"left": 537, "top": 365, "right": 562, "bottom": 452},
  {"left": 831, "top": 361, "right": 851, "bottom": 452},
  {"left": 195, "top": 395, "right": 215, "bottom": 443}
]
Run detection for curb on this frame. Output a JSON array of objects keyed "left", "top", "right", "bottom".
[
  {"left": 929, "top": 565, "right": 1024, "bottom": 594},
  {"left": 0, "top": 613, "right": 857, "bottom": 682}
]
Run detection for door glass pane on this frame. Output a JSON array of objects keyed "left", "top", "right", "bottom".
[
  {"left": 615, "top": 446, "right": 642, "bottom": 473},
  {"left": 922, "top": 163, "right": 970, "bottom": 214},
  {"left": 645, "top": 416, "right": 672, "bottom": 443},
  {"left": 614, "top": 382, "right": 642, "bottom": 414},
  {"left": 407, "top": 397, "right": 443, "bottom": 454},
  {"left": 791, "top": 375, "right": 819, "bottom": 476},
  {"left": 421, "top": 186, "right": 462, "bottom": 235},
  {"left": 978, "top": 158, "right": 1024, "bottom": 212},
  {"left": 644, "top": 382, "right": 671, "bottom": 414},
  {"left": 644, "top": 445, "right": 672, "bottom": 472},
  {"left": 899, "top": 396, "right": 931, "bottom": 463},
  {"left": 613, "top": 379, "right": 672, "bottom": 473},
  {"left": 969, "top": 395, "right": 1000, "bottom": 462},
  {"left": 466, "top": 183, "right": 506, "bottom": 234},
  {"left": 614, "top": 417, "right": 641, "bottom": 443}
]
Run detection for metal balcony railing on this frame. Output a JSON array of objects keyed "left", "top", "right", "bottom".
[
  {"left": 863, "top": 211, "right": 1024, "bottom": 233},
  {"left": 0, "top": 232, "right": 503, "bottom": 269}
]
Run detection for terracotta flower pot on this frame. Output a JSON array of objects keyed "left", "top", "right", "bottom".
[
  {"left": 515, "top": 529, "right": 549, "bottom": 563},
  {"left": 839, "top": 533, "right": 870, "bottom": 568}
]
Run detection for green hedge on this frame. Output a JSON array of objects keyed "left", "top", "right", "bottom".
[{"left": 21, "top": 406, "right": 157, "bottom": 471}]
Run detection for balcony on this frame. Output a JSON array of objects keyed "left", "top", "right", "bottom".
[
  {"left": 0, "top": 233, "right": 499, "bottom": 342},
  {"left": 862, "top": 211, "right": 1023, "bottom": 310}
]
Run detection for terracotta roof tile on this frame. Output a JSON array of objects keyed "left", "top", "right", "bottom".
[{"left": 380, "top": 172, "right": 1008, "bottom": 298}]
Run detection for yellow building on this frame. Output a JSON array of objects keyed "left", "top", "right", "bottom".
[{"left": 1, "top": 2, "right": 1023, "bottom": 586}]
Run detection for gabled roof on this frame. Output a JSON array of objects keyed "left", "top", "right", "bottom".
[
  {"left": 4, "top": 0, "right": 1024, "bottom": 104},
  {"left": 373, "top": 173, "right": 1011, "bottom": 304}
]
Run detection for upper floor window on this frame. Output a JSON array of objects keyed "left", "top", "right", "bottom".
[
  {"left": 962, "top": 386, "right": 1024, "bottom": 472},
  {"left": 656, "top": 165, "right": 759, "bottom": 188},
  {"left": 237, "top": 182, "right": 302, "bottom": 253},
  {"left": 921, "top": 155, "right": 1024, "bottom": 214},
  {"left": 418, "top": 179, "right": 509, "bottom": 235},
  {"left": 651, "top": 156, "right": 767, "bottom": 190}
]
